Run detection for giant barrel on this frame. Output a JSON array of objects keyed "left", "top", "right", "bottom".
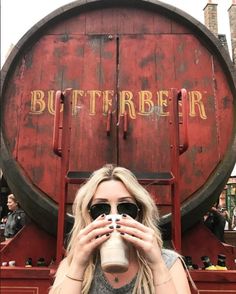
[{"left": 1, "top": 0, "right": 236, "bottom": 236}]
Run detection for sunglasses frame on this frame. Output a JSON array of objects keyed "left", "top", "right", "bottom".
[{"left": 88, "top": 202, "right": 140, "bottom": 220}]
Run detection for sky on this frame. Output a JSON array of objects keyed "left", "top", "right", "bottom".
[{"left": 1, "top": 0, "right": 235, "bottom": 175}]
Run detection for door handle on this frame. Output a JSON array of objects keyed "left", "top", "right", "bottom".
[
  {"left": 123, "top": 111, "right": 128, "bottom": 139},
  {"left": 106, "top": 110, "right": 112, "bottom": 136},
  {"left": 178, "top": 89, "right": 189, "bottom": 154},
  {"left": 53, "top": 91, "right": 63, "bottom": 156}
]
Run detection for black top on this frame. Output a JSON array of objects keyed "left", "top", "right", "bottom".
[
  {"left": 4, "top": 208, "right": 26, "bottom": 238},
  {"left": 204, "top": 209, "right": 226, "bottom": 242}
]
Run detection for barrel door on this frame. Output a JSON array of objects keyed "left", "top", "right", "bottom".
[{"left": 1, "top": 0, "right": 236, "bottom": 235}]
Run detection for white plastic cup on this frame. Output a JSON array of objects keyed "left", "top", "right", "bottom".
[{"left": 100, "top": 214, "right": 129, "bottom": 273}]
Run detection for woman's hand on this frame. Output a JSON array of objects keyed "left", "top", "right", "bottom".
[
  {"left": 50, "top": 215, "right": 114, "bottom": 294},
  {"left": 116, "top": 215, "right": 163, "bottom": 270},
  {"left": 69, "top": 215, "right": 113, "bottom": 273}
]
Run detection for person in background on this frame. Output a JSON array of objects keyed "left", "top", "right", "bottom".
[
  {"left": 232, "top": 206, "right": 236, "bottom": 230},
  {"left": 49, "top": 164, "right": 191, "bottom": 294},
  {"left": 204, "top": 202, "right": 229, "bottom": 242},
  {"left": 218, "top": 191, "right": 231, "bottom": 230},
  {"left": 3, "top": 194, "right": 26, "bottom": 240}
]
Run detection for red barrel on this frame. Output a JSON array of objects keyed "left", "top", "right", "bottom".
[{"left": 1, "top": 0, "right": 236, "bottom": 235}]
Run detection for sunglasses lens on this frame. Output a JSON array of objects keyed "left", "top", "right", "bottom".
[
  {"left": 117, "top": 203, "right": 139, "bottom": 219},
  {"left": 89, "top": 203, "right": 110, "bottom": 220}
]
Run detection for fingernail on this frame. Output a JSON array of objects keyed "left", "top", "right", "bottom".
[
  {"left": 120, "top": 232, "right": 125, "bottom": 235},
  {"left": 95, "top": 235, "right": 99, "bottom": 239},
  {"left": 109, "top": 225, "right": 114, "bottom": 229},
  {"left": 122, "top": 214, "right": 127, "bottom": 218},
  {"left": 106, "top": 233, "right": 110, "bottom": 236},
  {"left": 116, "top": 225, "right": 121, "bottom": 229},
  {"left": 101, "top": 214, "right": 105, "bottom": 218},
  {"left": 115, "top": 218, "right": 120, "bottom": 222},
  {"left": 108, "top": 218, "right": 112, "bottom": 221}
]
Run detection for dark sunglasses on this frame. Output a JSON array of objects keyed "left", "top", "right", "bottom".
[{"left": 89, "top": 202, "right": 140, "bottom": 220}]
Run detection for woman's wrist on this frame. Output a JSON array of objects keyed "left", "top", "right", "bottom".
[
  {"left": 65, "top": 274, "right": 84, "bottom": 283},
  {"left": 67, "top": 260, "right": 86, "bottom": 280},
  {"left": 151, "top": 261, "right": 172, "bottom": 286},
  {"left": 154, "top": 274, "right": 172, "bottom": 287},
  {"left": 150, "top": 258, "right": 168, "bottom": 273}
]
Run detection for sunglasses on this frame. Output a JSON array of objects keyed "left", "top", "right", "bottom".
[{"left": 89, "top": 202, "right": 140, "bottom": 220}]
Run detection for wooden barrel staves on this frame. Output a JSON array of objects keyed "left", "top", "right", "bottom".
[{"left": 1, "top": 0, "right": 236, "bottom": 237}]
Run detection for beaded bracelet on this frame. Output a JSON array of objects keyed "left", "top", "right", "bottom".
[
  {"left": 154, "top": 276, "right": 172, "bottom": 287},
  {"left": 65, "top": 274, "right": 83, "bottom": 282}
]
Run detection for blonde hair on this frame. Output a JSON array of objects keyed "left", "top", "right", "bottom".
[
  {"left": 8, "top": 194, "right": 19, "bottom": 206},
  {"left": 53, "top": 164, "right": 163, "bottom": 293}
]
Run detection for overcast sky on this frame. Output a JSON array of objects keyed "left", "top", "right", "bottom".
[{"left": 1, "top": 0, "right": 235, "bottom": 175}]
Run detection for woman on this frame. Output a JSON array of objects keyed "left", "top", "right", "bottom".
[
  {"left": 4, "top": 194, "right": 26, "bottom": 240},
  {"left": 204, "top": 202, "right": 229, "bottom": 242},
  {"left": 50, "top": 165, "right": 191, "bottom": 293},
  {"left": 231, "top": 206, "right": 236, "bottom": 230}
]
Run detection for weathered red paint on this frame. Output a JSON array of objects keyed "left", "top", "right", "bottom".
[
  {"left": 1, "top": 0, "right": 236, "bottom": 236},
  {"left": 1, "top": 0, "right": 236, "bottom": 291},
  {"left": 0, "top": 267, "right": 52, "bottom": 294}
]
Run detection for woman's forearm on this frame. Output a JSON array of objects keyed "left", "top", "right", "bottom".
[
  {"left": 152, "top": 261, "right": 177, "bottom": 294},
  {"left": 49, "top": 260, "right": 86, "bottom": 294},
  {"left": 58, "top": 276, "right": 83, "bottom": 294}
]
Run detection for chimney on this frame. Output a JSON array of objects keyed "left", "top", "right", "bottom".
[
  {"left": 203, "top": 1, "right": 218, "bottom": 37},
  {"left": 228, "top": 0, "right": 236, "bottom": 64}
]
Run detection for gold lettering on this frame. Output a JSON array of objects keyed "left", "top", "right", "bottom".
[
  {"left": 48, "top": 90, "right": 56, "bottom": 115},
  {"left": 28, "top": 88, "right": 208, "bottom": 120},
  {"left": 157, "top": 91, "right": 169, "bottom": 116},
  {"left": 30, "top": 90, "right": 46, "bottom": 114},
  {"left": 87, "top": 90, "right": 102, "bottom": 115},
  {"left": 103, "top": 90, "right": 114, "bottom": 114},
  {"left": 72, "top": 90, "right": 84, "bottom": 116},
  {"left": 189, "top": 91, "right": 207, "bottom": 119},
  {"left": 119, "top": 91, "right": 136, "bottom": 119},
  {"left": 138, "top": 91, "right": 154, "bottom": 115}
]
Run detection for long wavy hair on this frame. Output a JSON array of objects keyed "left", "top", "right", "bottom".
[{"left": 52, "top": 164, "right": 163, "bottom": 293}]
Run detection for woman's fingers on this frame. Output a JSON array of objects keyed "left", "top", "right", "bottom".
[
  {"left": 84, "top": 232, "right": 111, "bottom": 250},
  {"left": 117, "top": 215, "right": 150, "bottom": 233},
  {"left": 119, "top": 231, "right": 150, "bottom": 250},
  {"left": 71, "top": 216, "right": 114, "bottom": 267},
  {"left": 116, "top": 215, "right": 159, "bottom": 254},
  {"left": 79, "top": 214, "right": 112, "bottom": 237},
  {"left": 116, "top": 220, "right": 162, "bottom": 267},
  {"left": 79, "top": 224, "right": 114, "bottom": 245},
  {"left": 117, "top": 225, "right": 153, "bottom": 242},
  {"left": 76, "top": 215, "right": 114, "bottom": 247},
  {"left": 71, "top": 232, "right": 111, "bottom": 269}
]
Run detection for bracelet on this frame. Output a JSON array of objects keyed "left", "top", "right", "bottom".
[
  {"left": 65, "top": 274, "right": 84, "bottom": 282},
  {"left": 154, "top": 276, "right": 172, "bottom": 287}
]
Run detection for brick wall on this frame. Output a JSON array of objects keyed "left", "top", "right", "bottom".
[
  {"left": 204, "top": 2, "right": 218, "bottom": 37},
  {"left": 228, "top": 1, "right": 236, "bottom": 64}
]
